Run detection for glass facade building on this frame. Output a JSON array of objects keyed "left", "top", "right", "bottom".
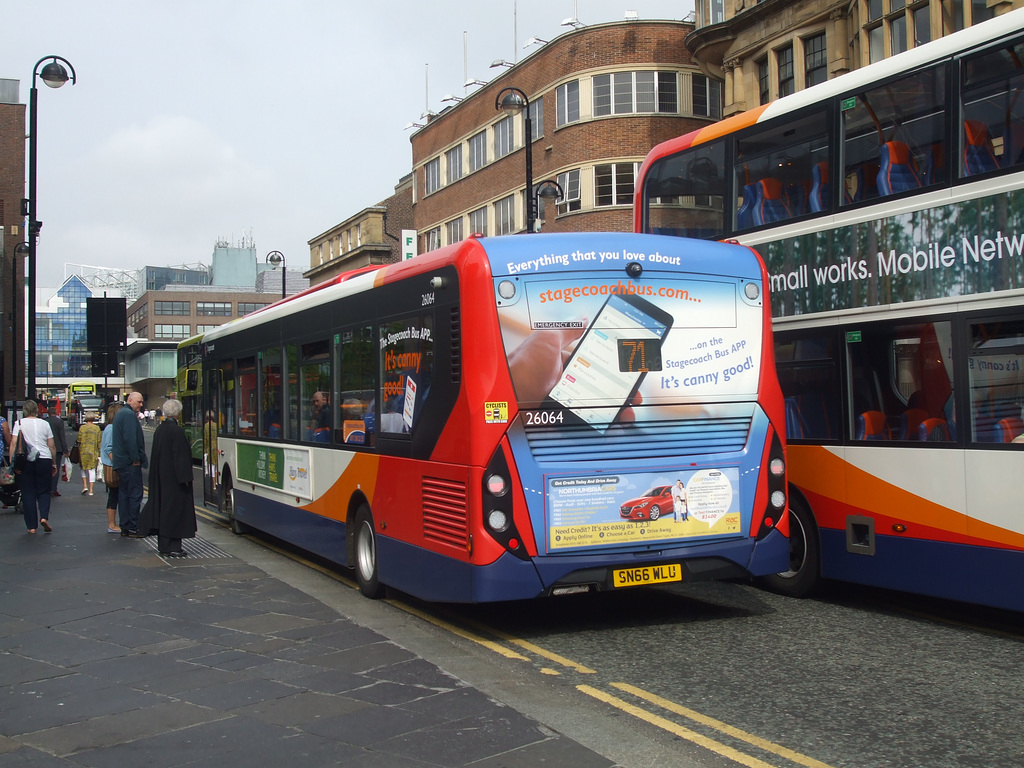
[{"left": 36, "top": 276, "right": 93, "bottom": 379}]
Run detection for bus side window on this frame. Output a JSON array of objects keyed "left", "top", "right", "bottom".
[
  {"left": 968, "top": 318, "right": 1024, "bottom": 445},
  {"left": 236, "top": 357, "right": 257, "bottom": 437},
  {"left": 336, "top": 326, "right": 376, "bottom": 447},
  {"left": 961, "top": 37, "right": 1024, "bottom": 174},
  {"left": 774, "top": 332, "right": 840, "bottom": 441}
]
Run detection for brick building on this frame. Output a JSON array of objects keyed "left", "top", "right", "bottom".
[
  {"left": 408, "top": 19, "right": 719, "bottom": 253},
  {"left": 0, "top": 79, "right": 26, "bottom": 402}
]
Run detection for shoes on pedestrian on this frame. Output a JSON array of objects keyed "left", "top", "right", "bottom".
[
  {"left": 40, "top": 519, "right": 52, "bottom": 533},
  {"left": 120, "top": 528, "right": 130, "bottom": 537},
  {"left": 162, "top": 551, "right": 187, "bottom": 558},
  {"left": 51, "top": 490, "right": 61, "bottom": 497},
  {"left": 107, "top": 527, "right": 121, "bottom": 534},
  {"left": 27, "top": 529, "right": 36, "bottom": 534},
  {"left": 81, "top": 488, "right": 88, "bottom": 495},
  {"left": 89, "top": 491, "right": 94, "bottom": 496},
  {"left": 128, "top": 530, "right": 147, "bottom": 538}
]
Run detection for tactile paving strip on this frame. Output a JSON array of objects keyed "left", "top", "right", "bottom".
[{"left": 141, "top": 536, "right": 233, "bottom": 561}]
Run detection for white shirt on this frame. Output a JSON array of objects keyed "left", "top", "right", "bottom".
[{"left": 11, "top": 417, "right": 54, "bottom": 460}]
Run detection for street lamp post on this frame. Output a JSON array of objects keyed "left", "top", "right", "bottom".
[
  {"left": 27, "top": 55, "right": 76, "bottom": 401},
  {"left": 495, "top": 87, "right": 536, "bottom": 234},
  {"left": 11, "top": 242, "right": 29, "bottom": 400},
  {"left": 534, "top": 179, "right": 564, "bottom": 230},
  {"left": 266, "top": 251, "right": 286, "bottom": 299}
]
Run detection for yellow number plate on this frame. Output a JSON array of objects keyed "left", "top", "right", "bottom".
[{"left": 612, "top": 564, "right": 682, "bottom": 588}]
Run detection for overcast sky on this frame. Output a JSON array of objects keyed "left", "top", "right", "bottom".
[{"left": 4, "top": 0, "right": 692, "bottom": 297}]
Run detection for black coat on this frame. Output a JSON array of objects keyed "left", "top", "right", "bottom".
[{"left": 138, "top": 418, "right": 196, "bottom": 539}]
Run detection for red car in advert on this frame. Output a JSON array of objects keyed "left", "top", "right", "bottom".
[{"left": 619, "top": 485, "right": 673, "bottom": 521}]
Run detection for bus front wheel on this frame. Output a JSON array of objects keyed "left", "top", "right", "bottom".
[
  {"left": 354, "top": 505, "right": 384, "bottom": 599},
  {"left": 222, "top": 479, "right": 246, "bottom": 535},
  {"left": 757, "top": 494, "right": 820, "bottom": 598}
]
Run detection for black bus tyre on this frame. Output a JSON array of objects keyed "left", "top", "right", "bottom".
[
  {"left": 222, "top": 479, "right": 246, "bottom": 535},
  {"left": 354, "top": 505, "right": 384, "bottom": 599},
  {"left": 757, "top": 494, "right": 820, "bottom": 598}
]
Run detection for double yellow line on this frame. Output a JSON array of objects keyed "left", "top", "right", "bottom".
[{"left": 197, "top": 509, "right": 834, "bottom": 768}]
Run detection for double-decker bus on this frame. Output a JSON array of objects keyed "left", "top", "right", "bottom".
[
  {"left": 202, "top": 232, "right": 789, "bottom": 603},
  {"left": 176, "top": 334, "right": 205, "bottom": 462},
  {"left": 65, "top": 381, "right": 103, "bottom": 430},
  {"left": 635, "top": 11, "right": 1024, "bottom": 612}
]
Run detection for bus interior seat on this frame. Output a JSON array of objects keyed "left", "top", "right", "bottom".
[
  {"left": 898, "top": 408, "right": 929, "bottom": 440},
  {"left": 783, "top": 180, "right": 808, "bottom": 216},
  {"left": 754, "top": 178, "right": 793, "bottom": 225},
  {"left": 736, "top": 184, "right": 756, "bottom": 229},
  {"left": 785, "top": 397, "right": 806, "bottom": 439},
  {"left": 809, "top": 161, "right": 829, "bottom": 212},
  {"left": 919, "top": 417, "right": 952, "bottom": 442},
  {"left": 877, "top": 141, "right": 922, "bottom": 195},
  {"left": 963, "top": 120, "right": 1000, "bottom": 176},
  {"left": 856, "top": 410, "right": 891, "bottom": 440},
  {"left": 996, "top": 416, "right": 1024, "bottom": 442},
  {"left": 796, "top": 392, "right": 836, "bottom": 439}
]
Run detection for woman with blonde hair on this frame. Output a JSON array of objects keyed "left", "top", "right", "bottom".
[{"left": 76, "top": 412, "right": 102, "bottom": 495}]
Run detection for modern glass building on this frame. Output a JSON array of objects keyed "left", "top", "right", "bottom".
[{"left": 36, "top": 275, "right": 93, "bottom": 381}]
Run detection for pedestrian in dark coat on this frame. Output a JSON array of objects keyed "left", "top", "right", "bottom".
[{"left": 138, "top": 399, "right": 195, "bottom": 557}]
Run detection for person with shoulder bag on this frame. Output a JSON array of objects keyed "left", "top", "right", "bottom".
[
  {"left": 100, "top": 402, "right": 122, "bottom": 533},
  {"left": 10, "top": 400, "right": 58, "bottom": 533}
]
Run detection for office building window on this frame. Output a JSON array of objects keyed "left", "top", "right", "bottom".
[
  {"left": 758, "top": 58, "right": 770, "bottom": 104},
  {"left": 238, "top": 302, "right": 270, "bottom": 316},
  {"left": 154, "top": 324, "right": 190, "bottom": 339},
  {"left": 778, "top": 45, "right": 795, "bottom": 97},
  {"left": 446, "top": 145, "right": 463, "bottom": 183},
  {"left": 556, "top": 169, "right": 582, "bottom": 214},
  {"left": 155, "top": 301, "right": 189, "bottom": 315},
  {"left": 692, "top": 74, "right": 722, "bottom": 119},
  {"left": 594, "top": 71, "right": 677, "bottom": 116},
  {"left": 494, "top": 115, "right": 514, "bottom": 159},
  {"left": 425, "top": 157, "right": 441, "bottom": 194},
  {"left": 425, "top": 227, "right": 441, "bottom": 252},
  {"left": 197, "top": 302, "right": 232, "bottom": 316},
  {"left": 805, "top": 32, "right": 827, "bottom": 88},
  {"left": 495, "top": 195, "right": 516, "bottom": 235},
  {"left": 446, "top": 217, "right": 463, "bottom": 244},
  {"left": 469, "top": 130, "right": 487, "bottom": 171},
  {"left": 594, "top": 163, "right": 636, "bottom": 207},
  {"left": 557, "top": 80, "right": 580, "bottom": 126},
  {"left": 528, "top": 96, "right": 544, "bottom": 140}
]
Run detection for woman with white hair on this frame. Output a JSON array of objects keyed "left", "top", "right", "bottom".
[{"left": 137, "top": 398, "right": 196, "bottom": 557}]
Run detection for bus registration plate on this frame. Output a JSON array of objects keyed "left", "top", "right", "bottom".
[{"left": 612, "top": 564, "right": 682, "bottom": 588}]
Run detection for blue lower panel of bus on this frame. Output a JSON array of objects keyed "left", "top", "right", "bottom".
[
  {"left": 377, "top": 528, "right": 789, "bottom": 603},
  {"left": 234, "top": 489, "right": 348, "bottom": 565},
  {"left": 819, "top": 529, "right": 1024, "bottom": 612}
]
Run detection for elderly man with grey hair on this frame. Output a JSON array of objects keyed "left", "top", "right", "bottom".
[{"left": 138, "top": 397, "right": 196, "bottom": 557}]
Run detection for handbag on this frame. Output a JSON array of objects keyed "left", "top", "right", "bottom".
[
  {"left": 69, "top": 444, "right": 81, "bottom": 465},
  {"left": 103, "top": 464, "right": 120, "bottom": 487},
  {"left": 12, "top": 430, "right": 28, "bottom": 474}
]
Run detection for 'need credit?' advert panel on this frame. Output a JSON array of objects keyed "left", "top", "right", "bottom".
[{"left": 546, "top": 467, "right": 741, "bottom": 552}]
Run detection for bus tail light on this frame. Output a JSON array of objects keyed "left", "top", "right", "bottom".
[
  {"left": 756, "top": 431, "right": 787, "bottom": 541},
  {"left": 483, "top": 447, "right": 530, "bottom": 561}
]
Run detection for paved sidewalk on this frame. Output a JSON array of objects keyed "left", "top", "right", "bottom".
[{"left": 0, "top": 481, "right": 613, "bottom": 767}]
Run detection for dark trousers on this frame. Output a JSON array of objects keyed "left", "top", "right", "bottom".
[
  {"left": 116, "top": 464, "right": 144, "bottom": 531},
  {"left": 21, "top": 458, "right": 53, "bottom": 529},
  {"left": 50, "top": 452, "right": 63, "bottom": 493},
  {"left": 158, "top": 536, "right": 183, "bottom": 554}
]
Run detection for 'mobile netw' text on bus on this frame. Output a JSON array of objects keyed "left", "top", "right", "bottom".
[
  {"left": 201, "top": 232, "right": 789, "bottom": 603},
  {"left": 634, "top": 11, "right": 1024, "bottom": 611}
]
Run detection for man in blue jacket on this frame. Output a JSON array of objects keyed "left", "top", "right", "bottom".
[{"left": 112, "top": 392, "right": 148, "bottom": 536}]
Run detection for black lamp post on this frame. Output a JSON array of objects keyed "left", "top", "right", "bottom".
[
  {"left": 11, "top": 242, "right": 29, "bottom": 400},
  {"left": 27, "top": 55, "right": 76, "bottom": 401},
  {"left": 266, "top": 251, "right": 286, "bottom": 299},
  {"left": 495, "top": 87, "right": 535, "bottom": 234},
  {"left": 534, "top": 179, "right": 564, "bottom": 230}
]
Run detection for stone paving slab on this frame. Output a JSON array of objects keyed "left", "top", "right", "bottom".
[{"left": 0, "top": 480, "right": 615, "bottom": 768}]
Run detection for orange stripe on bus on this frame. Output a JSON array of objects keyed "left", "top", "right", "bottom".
[
  {"left": 690, "top": 106, "right": 770, "bottom": 146},
  {"left": 301, "top": 452, "right": 381, "bottom": 522},
  {"left": 788, "top": 446, "right": 1024, "bottom": 551}
]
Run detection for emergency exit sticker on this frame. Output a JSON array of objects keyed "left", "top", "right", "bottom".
[{"left": 485, "top": 401, "right": 509, "bottom": 424}]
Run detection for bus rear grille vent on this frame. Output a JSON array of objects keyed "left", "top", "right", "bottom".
[
  {"left": 450, "top": 307, "right": 461, "bottom": 384},
  {"left": 525, "top": 416, "right": 753, "bottom": 464},
  {"left": 422, "top": 476, "right": 469, "bottom": 548}
]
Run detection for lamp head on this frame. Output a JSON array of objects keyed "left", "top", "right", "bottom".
[
  {"left": 497, "top": 88, "right": 527, "bottom": 116},
  {"left": 40, "top": 60, "right": 70, "bottom": 89}
]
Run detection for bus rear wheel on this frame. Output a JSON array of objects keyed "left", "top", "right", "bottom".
[
  {"left": 353, "top": 505, "right": 384, "bottom": 599},
  {"left": 757, "top": 494, "right": 820, "bottom": 598}
]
